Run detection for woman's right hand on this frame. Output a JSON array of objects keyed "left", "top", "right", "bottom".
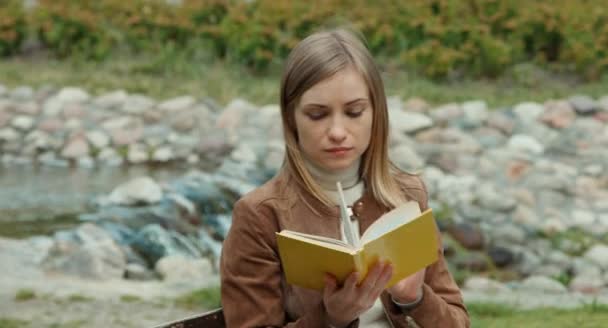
[{"left": 323, "top": 261, "right": 393, "bottom": 328}]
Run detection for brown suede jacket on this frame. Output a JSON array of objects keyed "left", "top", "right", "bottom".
[{"left": 220, "top": 169, "right": 470, "bottom": 327}]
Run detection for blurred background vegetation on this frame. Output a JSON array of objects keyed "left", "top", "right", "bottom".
[{"left": 1, "top": 0, "right": 607, "bottom": 105}]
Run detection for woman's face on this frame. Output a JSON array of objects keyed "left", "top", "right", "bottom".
[{"left": 294, "top": 67, "right": 373, "bottom": 173}]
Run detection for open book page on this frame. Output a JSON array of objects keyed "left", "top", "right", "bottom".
[
  {"left": 277, "top": 231, "right": 356, "bottom": 253},
  {"left": 360, "top": 201, "right": 421, "bottom": 244},
  {"left": 336, "top": 181, "right": 360, "bottom": 248}
]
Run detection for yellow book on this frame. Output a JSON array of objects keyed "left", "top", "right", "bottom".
[{"left": 276, "top": 199, "right": 439, "bottom": 291}]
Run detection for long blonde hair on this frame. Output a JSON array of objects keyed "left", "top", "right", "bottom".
[{"left": 280, "top": 28, "right": 408, "bottom": 209}]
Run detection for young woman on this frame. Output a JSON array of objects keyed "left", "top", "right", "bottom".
[{"left": 220, "top": 29, "right": 469, "bottom": 327}]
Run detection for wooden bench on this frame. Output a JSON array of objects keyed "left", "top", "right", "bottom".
[{"left": 153, "top": 308, "right": 225, "bottom": 328}]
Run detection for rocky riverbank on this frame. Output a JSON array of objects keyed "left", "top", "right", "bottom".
[{"left": 2, "top": 83, "right": 608, "bottom": 326}]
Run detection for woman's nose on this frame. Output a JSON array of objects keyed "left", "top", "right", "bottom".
[{"left": 328, "top": 118, "right": 347, "bottom": 142}]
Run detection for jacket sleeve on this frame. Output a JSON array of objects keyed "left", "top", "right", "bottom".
[
  {"left": 220, "top": 198, "right": 344, "bottom": 327},
  {"left": 380, "top": 175, "right": 470, "bottom": 327}
]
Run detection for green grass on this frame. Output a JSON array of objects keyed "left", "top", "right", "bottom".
[
  {"left": 1, "top": 55, "right": 607, "bottom": 108},
  {"left": 120, "top": 294, "right": 142, "bottom": 303},
  {"left": 468, "top": 302, "right": 608, "bottom": 328},
  {"left": 14, "top": 289, "right": 36, "bottom": 302},
  {"left": 0, "top": 318, "right": 30, "bottom": 328},
  {"left": 174, "top": 286, "right": 221, "bottom": 310}
]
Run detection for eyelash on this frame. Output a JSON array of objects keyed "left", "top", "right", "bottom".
[{"left": 307, "top": 107, "right": 365, "bottom": 120}]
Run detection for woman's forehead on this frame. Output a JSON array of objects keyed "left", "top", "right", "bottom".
[{"left": 298, "top": 68, "right": 369, "bottom": 107}]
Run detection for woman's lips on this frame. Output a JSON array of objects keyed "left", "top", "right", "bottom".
[{"left": 325, "top": 147, "right": 353, "bottom": 156}]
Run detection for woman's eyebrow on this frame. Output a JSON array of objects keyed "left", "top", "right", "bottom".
[{"left": 344, "top": 98, "right": 369, "bottom": 105}]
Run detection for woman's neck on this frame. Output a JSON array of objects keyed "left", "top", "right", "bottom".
[{"left": 303, "top": 156, "right": 362, "bottom": 192}]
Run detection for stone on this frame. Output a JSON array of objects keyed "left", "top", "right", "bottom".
[
  {"left": 463, "top": 276, "right": 510, "bottom": 293},
  {"left": 569, "top": 95, "right": 598, "bottom": 115},
  {"left": 61, "top": 136, "right": 90, "bottom": 159},
  {"left": 569, "top": 274, "right": 604, "bottom": 294},
  {"left": 77, "top": 156, "right": 95, "bottom": 168},
  {"left": 93, "top": 90, "right": 128, "bottom": 109},
  {"left": 56, "top": 87, "right": 90, "bottom": 103},
  {"left": 37, "top": 118, "right": 63, "bottom": 133},
  {"left": 122, "top": 94, "right": 155, "bottom": 115},
  {"left": 15, "top": 101, "right": 40, "bottom": 115},
  {"left": 230, "top": 143, "right": 257, "bottom": 163},
  {"left": 488, "top": 246, "right": 515, "bottom": 268},
  {"left": 461, "top": 100, "right": 488, "bottom": 128},
  {"left": 158, "top": 96, "right": 196, "bottom": 112},
  {"left": 403, "top": 97, "right": 430, "bottom": 112},
  {"left": 429, "top": 103, "right": 462, "bottom": 125},
  {"left": 125, "top": 263, "right": 157, "bottom": 281},
  {"left": 127, "top": 144, "right": 148, "bottom": 164},
  {"left": 584, "top": 244, "right": 608, "bottom": 270},
  {"left": 541, "top": 100, "right": 576, "bottom": 128},
  {"left": 152, "top": 147, "right": 174, "bottom": 162},
  {"left": 520, "top": 275, "right": 567, "bottom": 293},
  {"left": 41, "top": 223, "right": 126, "bottom": 280},
  {"left": 0, "top": 84, "right": 6, "bottom": 96},
  {"left": 390, "top": 110, "right": 433, "bottom": 134},
  {"left": 155, "top": 255, "right": 214, "bottom": 282},
  {"left": 491, "top": 224, "right": 527, "bottom": 244},
  {"left": 513, "top": 102, "right": 544, "bottom": 123},
  {"left": 447, "top": 223, "right": 484, "bottom": 250},
  {"left": 110, "top": 125, "right": 143, "bottom": 146},
  {"left": 0, "top": 127, "right": 20, "bottom": 141},
  {"left": 86, "top": 130, "right": 110, "bottom": 149},
  {"left": 570, "top": 209, "right": 596, "bottom": 229},
  {"left": 454, "top": 251, "right": 488, "bottom": 271},
  {"left": 42, "top": 97, "right": 63, "bottom": 117},
  {"left": 487, "top": 111, "right": 515, "bottom": 136},
  {"left": 390, "top": 144, "right": 425, "bottom": 172},
  {"left": 507, "top": 134, "right": 544, "bottom": 155},
  {"left": 11, "top": 115, "right": 34, "bottom": 131},
  {"left": 108, "top": 176, "right": 163, "bottom": 205},
  {"left": 10, "top": 86, "right": 34, "bottom": 101},
  {"left": 512, "top": 205, "right": 540, "bottom": 227},
  {"left": 62, "top": 103, "right": 86, "bottom": 119},
  {"left": 0, "top": 111, "right": 11, "bottom": 128}
]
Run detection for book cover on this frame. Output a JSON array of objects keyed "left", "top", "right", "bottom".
[{"left": 276, "top": 202, "right": 439, "bottom": 291}]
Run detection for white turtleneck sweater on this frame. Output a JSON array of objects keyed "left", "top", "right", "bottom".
[{"left": 303, "top": 157, "right": 390, "bottom": 328}]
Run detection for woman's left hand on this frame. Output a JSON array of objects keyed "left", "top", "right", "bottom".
[{"left": 387, "top": 268, "right": 426, "bottom": 303}]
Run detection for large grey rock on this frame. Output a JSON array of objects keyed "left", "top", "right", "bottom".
[
  {"left": 569, "top": 95, "right": 598, "bottom": 115},
  {"left": 61, "top": 136, "right": 90, "bottom": 159},
  {"left": 108, "top": 176, "right": 163, "bottom": 205},
  {"left": 158, "top": 96, "right": 196, "bottom": 113},
  {"left": 520, "top": 275, "right": 567, "bottom": 293},
  {"left": 155, "top": 255, "right": 214, "bottom": 282},
  {"left": 122, "top": 94, "right": 155, "bottom": 115},
  {"left": 94, "top": 90, "right": 128, "bottom": 109},
  {"left": 463, "top": 276, "right": 509, "bottom": 293},
  {"left": 390, "top": 111, "right": 433, "bottom": 134},
  {"left": 11, "top": 115, "right": 34, "bottom": 131},
  {"left": 86, "top": 130, "right": 110, "bottom": 149},
  {"left": 584, "top": 244, "right": 608, "bottom": 270},
  {"left": 10, "top": 86, "right": 34, "bottom": 101},
  {"left": 56, "top": 87, "right": 90, "bottom": 103},
  {"left": 513, "top": 102, "right": 544, "bottom": 123},
  {"left": 390, "top": 144, "right": 424, "bottom": 172},
  {"left": 42, "top": 223, "right": 127, "bottom": 280},
  {"left": 461, "top": 100, "right": 488, "bottom": 128},
  {"left": 507, "top": 134, "right": 544, "bottom": 155}
]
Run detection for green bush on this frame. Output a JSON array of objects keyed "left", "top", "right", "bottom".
[
  {"left": 0, "top": 0, "right": 27, "bottom": 56},
  {"left": 16, "top": 0, "right": 608, "bottom": 80}
]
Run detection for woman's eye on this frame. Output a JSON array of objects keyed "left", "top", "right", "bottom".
[
  {"left": 307, "top": 112, "right": 327, "bottom": 120},
  {"left": 346, "top": 107, "right": 365, "bottom": 118}
]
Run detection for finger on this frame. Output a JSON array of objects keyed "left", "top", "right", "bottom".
[
  {"left": 343, "top": 271, "right": 359, "bottom": 291},
  {"left": 360, "top": 261, "right": 385, "bottom": 292},
  {"left": 323, "top": 273, "right": 338, "bottom": 299},
  {"left": 369, "top": 263, "right": 394, "bottom": 299}
]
